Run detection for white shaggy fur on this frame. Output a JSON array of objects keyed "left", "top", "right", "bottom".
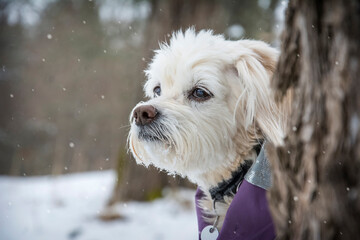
[{"left": 128, "top": 28, "right": 285, "bottom": 228}]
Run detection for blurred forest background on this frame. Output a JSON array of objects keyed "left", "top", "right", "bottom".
[{"left": 0, "top": 0, "right": 286, "bottom": 203}]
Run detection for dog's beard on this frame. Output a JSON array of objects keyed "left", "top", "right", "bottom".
[
  {"left": 129, "top": 114, "right": 181, "bottom": 174},
  {"left": 137, "top": 118, "right": 173, "bottom": 143},
  {"left": 128, "top": 103, "right": 238, "bottom": 178}
]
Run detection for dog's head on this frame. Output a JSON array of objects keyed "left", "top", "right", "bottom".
[{"left": 128, "top": 29, "right": 283, "bottom": 180}]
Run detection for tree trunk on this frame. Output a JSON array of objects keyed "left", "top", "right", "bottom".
[{"left": 268, "top": 0, "right": 360, "bottom": 239}]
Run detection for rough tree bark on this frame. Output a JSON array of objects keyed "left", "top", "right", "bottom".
[{"left": 268, "top": 0, "right": 360, "bottom": 239}]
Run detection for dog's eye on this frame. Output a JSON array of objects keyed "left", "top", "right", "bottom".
[
  {"left": 153, "top": 86, "right": 161, "bottom": 97},
  {"left": 189, "top": 87, "right": 212, "bottom": 102}
]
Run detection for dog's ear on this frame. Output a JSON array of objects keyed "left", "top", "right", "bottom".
[{"left": 233, "top": 40, "right": 284, "bottom": 146}]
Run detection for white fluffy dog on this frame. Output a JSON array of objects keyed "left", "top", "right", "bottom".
[{"left": 128, "top": 28, "right": 286, "bottom": 228}]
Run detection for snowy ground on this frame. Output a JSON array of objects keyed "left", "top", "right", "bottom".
[{"left": 0, "top": 171, "right": 198, "bottom": 240}]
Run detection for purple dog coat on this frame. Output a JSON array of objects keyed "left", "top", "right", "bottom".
[
  {"left": 195, "top": 144, "right": 276, "bottom": 240},
  {"left": 196, "top": 182, "right": 275, "bottom": 240}
]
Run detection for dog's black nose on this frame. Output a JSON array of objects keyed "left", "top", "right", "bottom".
[{"left": 133, "top": 105, "right": 158, "bottom": 126}]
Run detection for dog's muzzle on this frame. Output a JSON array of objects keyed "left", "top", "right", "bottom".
[{"left": 132, "top": 105, "right": 167, "bottom": 142}]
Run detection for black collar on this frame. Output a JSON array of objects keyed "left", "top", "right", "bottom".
[{"left": 208, "top": 143, "right": 262, "bottom": 202}]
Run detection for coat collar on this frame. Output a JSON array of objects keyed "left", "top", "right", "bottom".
[{"left": 208, "top": 142, "right": 263, "bottom": 202}]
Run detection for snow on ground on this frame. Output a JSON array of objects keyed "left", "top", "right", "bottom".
[{"left": 0, "top": 171, "right": 198, "bottom": 240}]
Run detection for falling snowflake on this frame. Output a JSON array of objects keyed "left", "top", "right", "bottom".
[
  {"left": 69, "top": 142, "right": 75, "bottom": 148},
  {"left": 47, "top": 34, "right": 53, "bottom": 39}
]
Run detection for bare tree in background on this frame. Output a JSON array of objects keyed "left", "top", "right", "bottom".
[
  {"left": 268, "top": 0, "right": 360, "bottom": 239},
  {"left": 108, "top": 0, "right": 227, "bottom": 204}
]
